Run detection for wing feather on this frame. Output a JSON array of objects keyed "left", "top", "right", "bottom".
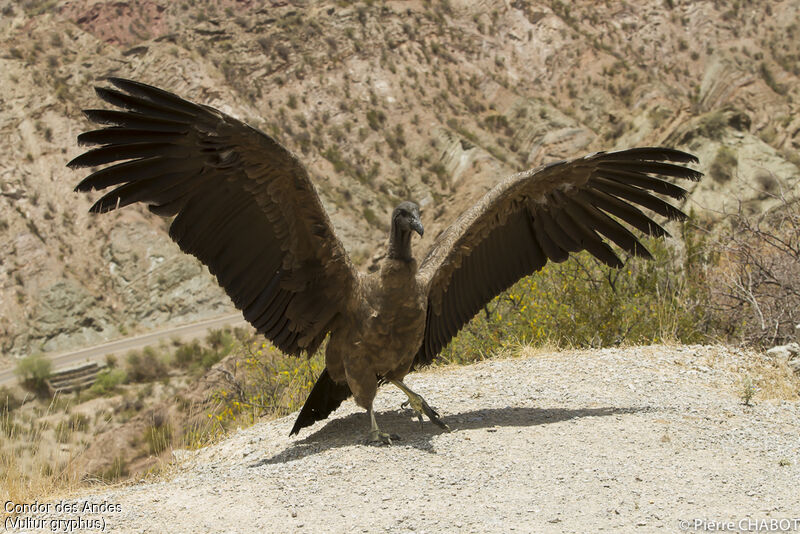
[
  {"left": 70, "top": 78, "right": 358, "bottom": 356},
  {"left": 94, "top": 87, "right": 197, "bottom": 121},
  {"left": 413, "top": 147, "right": 700, "bottom": 367},
  {"left": 555, "top": 202, "right": 622, "bottom": 268},
  {"left": 532, "top": 210, "right": 564, "bottom": 262},
  {"left": 78, "top": 128, "right": 185, "bottom": 146},
  {"left": 578, "top": 188, "right": 669, "bottom": 238},
  {"left": 596, "top": 168, "right": 688, "bottom": 199},
  {"left": 82, "top": 109, "right": 190, "bottom": 131},
  {"left": 566, "top": 196, "right": 652, "bottom": 259},
  {"left": 591, "top": 176, "right": 688, "bottom": 220},
  {"left": 537, "top": 206, "right": 581, "bottom": 252}
]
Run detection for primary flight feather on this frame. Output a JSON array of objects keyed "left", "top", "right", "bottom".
[{"left": 70, "top": 78, "right": 701, "bottom": 443}]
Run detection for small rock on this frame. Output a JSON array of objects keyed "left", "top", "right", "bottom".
[{"left": 766, "top": 343, "right": 800, "bottom": 362}]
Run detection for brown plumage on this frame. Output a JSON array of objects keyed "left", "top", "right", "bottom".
[{"left": 70, "top": 79, "right": 702, "bottom": 443}]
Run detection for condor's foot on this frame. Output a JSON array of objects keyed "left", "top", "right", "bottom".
[
  {"left": 391, "top": 379, "right": 450, "bottom": 431},
  {"left": 365, "top": 429, "right": 400, "bottom": 445},
  {"left": 365, "top": 408, "right": 400, "bottom": 445}
]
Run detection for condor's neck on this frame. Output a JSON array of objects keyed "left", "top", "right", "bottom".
[{"left": 387, "top": 225, "right": 414, "bottom": 263}]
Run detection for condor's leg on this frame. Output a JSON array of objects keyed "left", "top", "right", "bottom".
[
  {"left": 346, "top": 364, "right": 397, "bottom": 445},
  {"left": 366, "top": 406, "right": 398, "bottom": 445},
  {"left": 390, "top": 379, "right": 450, "bottom": 431}
]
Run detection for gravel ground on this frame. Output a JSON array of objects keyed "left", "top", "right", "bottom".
[{"left": 13, "top": 345, "right": 800, "bottom": 533}]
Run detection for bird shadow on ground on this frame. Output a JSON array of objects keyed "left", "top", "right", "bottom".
[{"left": 251, "top": 405, "right": 653, "bottom": 467}]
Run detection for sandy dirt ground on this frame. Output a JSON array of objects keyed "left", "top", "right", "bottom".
[{"left": 9, "top": 345, "right": 800, "bottom": 533}]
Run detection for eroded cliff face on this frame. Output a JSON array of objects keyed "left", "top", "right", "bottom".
[{"left": 1, "top": 0, "right": 798, "bottom": 364}]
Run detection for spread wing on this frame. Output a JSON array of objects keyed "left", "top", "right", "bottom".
[
  {"left": 414, "top": 147, "right": 701, "bottom": 366},
  {"left": 69, "top": 78, "right": 358, "bottom": 357}
]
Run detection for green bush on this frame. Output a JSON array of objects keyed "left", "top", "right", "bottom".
[
  {"left": 363, "top": 207, "right": 380, "bottom": 228},
  {"left": 174, "top": 340, "right": 203, "bottom": 368},
  {"left": 759, "top": 62, "right": 787, "bottom": 95},
  {"left": 439, "top": 233, "right": 711, "bottom": 365},
  {"left": 694, "top": 111, "right": 728, "bottom": 140},
  {"left": 483, "top": 113, "right": 511, "bottom": 135},
  {"left": 206, "top": 329, "right": 233, "bottom": 350},
  {"left": 14, "top": 353, "right": 52, "bottom": 393},
  {"left": 210, "top": 343, "right": 324, "bottom": 430},
  {"left": 88, "top": 368, "right": 128, "bottom": 396},
  {"left": 366, "top": 109, "right": 386, "bottom": 131},
  {"left": 171, "top": 330, "right": 235, "bottom": 373},
  {"left": 125, "top": 348, "right": 168, "bottom": 383}
]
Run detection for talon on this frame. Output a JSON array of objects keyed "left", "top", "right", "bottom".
[
  {"left": 390, "top": 379, "right": 450, "bottom": 432},
  {"left": 366, "top": 407, "right": 400, "bottom": 445},
  {"left": 366, "top": 429, "right": 398, "bottom": 445},
  {"left": 420, "top": 398, "right": 450, "bottom": 431}
]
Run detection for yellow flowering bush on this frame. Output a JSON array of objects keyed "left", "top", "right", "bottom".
[
  {"left": 209, "top": 341, "right": 324, "bottom": 429},
  {"left": 439, "top": 226, "right": 713, "bottom": 365}
]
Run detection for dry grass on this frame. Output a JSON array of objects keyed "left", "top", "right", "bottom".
[
  {"left": 738, "top": 353, "right": 800, "bottom": 402},
  {"left": 0, "top": 329, "right": 243, "bottom": 505},
  {"left": 1, "top": 397, "right": 86, "bottom": 507},
  {"left": 698, "top": 346, "right": 800, "bottom": 403}
]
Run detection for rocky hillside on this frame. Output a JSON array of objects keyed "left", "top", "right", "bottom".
[{"left": 1, "top": 0, "right": 799, "bottom": 364}]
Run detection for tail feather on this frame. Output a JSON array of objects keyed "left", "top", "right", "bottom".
[{"left": 290, "top": 368, "right": 352, "bottom": 435}]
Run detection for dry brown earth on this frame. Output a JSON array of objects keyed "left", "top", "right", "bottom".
[{"left": 25, "top": 344, "right": 799, "bottom": 533}]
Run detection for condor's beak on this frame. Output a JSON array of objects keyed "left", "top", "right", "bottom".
[{"left": 410, "top": 218, "right": 424, "bottom": 237}]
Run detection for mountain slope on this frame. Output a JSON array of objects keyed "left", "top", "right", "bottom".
[{"left": 1, "top": 0, "right": 799, "bottom": 363}]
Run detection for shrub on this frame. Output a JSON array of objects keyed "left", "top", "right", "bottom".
[
  {"left": 125, "top": 348, "right": 168, "bottom": 383},
  {"left": 741, "top": 375, "right": 756, "bottom": 406},
  {"left": 55, "top": 413, "right": 89, "bottom": 443},
  {"left": 363, "top": 207, "right": 380, "bottom": 228},
  {"left": 209, "top": 343, "right": 324, "bottom": 430},
  {"left": 438, "top": 234, "right": 711, "bottom": 365},
  {"left": 483, "top": 113, "right": 511, "bottom": 135},
  {"left": 709, "top": 146, "right": 737, "bottom": 183},
  {"left": 694, "top": 111, "right": 728, "bottom": 140},
  {"left": 257, "top": 36, "right": 273, "bottom": 54},
  {"left": 707, "top": 194, "right": 800, "bottom": 346},
  {"left": 0, "top": 387, "right": 23, "bottom": 412},
  {"left": 97, "top": 456, "right": 129, "bottom": 481},
  {"left": 88, "top": 368, "right": 128, "bottom": 396},
  {"left": 14, "top": 354, "right": 52, "bottom": 393},
  {"left": 174, "top": 340, "right": 203, "bottom": 368},
  {"left": 206, "top": 329, "right": 234, "bottom": 350},
  {"left": 323, "top": 147, "right": 347, "bottom": 173},
  {"left": 366, "top": 109, "right": 386, "bottom": 131},
  {"left": 759, "top": 62, "right": 787, "bottom": 95}
]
